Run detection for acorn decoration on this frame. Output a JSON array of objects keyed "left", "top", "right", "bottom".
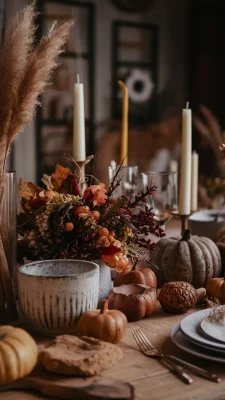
[{"left": 159, "top": 281, "right": 197, "bottom": 314}]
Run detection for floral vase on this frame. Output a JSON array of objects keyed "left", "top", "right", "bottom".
[
  {"left": 95, "top": 259, "right": 112, "bottom": 303},
  {"left": 0, "top": 172, "right": 17, "bottom": 321}
]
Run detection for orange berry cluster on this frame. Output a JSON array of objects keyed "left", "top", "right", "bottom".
[
  {"left": 64, "top": 206, "right": 100, "bottom": 232},
  {"left": 63, "top": 204, "right": 130, "bottom": 273}
]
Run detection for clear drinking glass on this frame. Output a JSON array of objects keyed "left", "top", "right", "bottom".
[
  {"left": 142, "top": 171, "right": 178, "bottom": 226},
  {"left": 109, "top": 165, "right": 138, "bottom": 201}
]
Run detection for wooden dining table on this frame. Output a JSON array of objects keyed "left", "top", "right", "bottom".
[{"left": 2, "top": 217, "right": 225, "bottom": 400}]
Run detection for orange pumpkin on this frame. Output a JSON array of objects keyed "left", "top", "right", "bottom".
[
  {"left": 0, "top": 325, "right": 38, "bottom": 384},
  {"left": 78, "top": 299, "right": 127, "bottom": 343},
  {"left": 206, "top": 275, "right": 225, "bottom": 304},
  {"left": 114, "top": 268, "right": 157, "bottom": 289}
]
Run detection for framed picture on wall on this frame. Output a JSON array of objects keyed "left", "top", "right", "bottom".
[{"left": 111, "top": 20, "right": 158, "bottom": 126}]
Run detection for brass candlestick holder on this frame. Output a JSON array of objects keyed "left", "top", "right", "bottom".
[
  {"left": 172, "top": 211, "right": 192, "bottom": 235},
  {"left": 74, "top": 155, "right": 94, "bottom": 194},
  {"left": 180, "top": 214, "right": 190, "bottom": 235}
]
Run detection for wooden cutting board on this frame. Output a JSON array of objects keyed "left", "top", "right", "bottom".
[{"left": 0, "top": 364, "right": 134, "bottom": 400}]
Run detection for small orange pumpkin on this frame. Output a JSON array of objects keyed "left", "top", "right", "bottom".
[
  {"left": 0, "top": 325, "right": 38, "bottom": 384},
  {"left": 78, "top": 300, "right": 127, "bottom": 343},
  {"left": 114, "top": 268, "right": 157, "bottom": 289},
  {"left": 206, "top": 275, "right": 225, "bottom": 304}
]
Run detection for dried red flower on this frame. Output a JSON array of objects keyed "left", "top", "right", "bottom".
[{"left": 83, "top": 183, "right": 107, "bottom": 206}]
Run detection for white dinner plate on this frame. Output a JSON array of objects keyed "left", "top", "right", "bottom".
[
  {"left": 180, "top": 309, "right": 225, "bottom": 350},
  {"left": 171, "top": 322, "right": 225, "bottom": 363},
  {"left": 200, "top": 306, "right": 225, "bottom": 343}
]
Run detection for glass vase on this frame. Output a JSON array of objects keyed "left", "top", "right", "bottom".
[
  {"left": 0, "top": 172, "right": 17, "bottom": 276},
  {"left": 0, "top": 172, "right": 17, "bottom": 322}
]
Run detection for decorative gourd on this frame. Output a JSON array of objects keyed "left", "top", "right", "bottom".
[
  {"left": 78, "top": 300, "right": 127, "bottom": 343},
  {"left": 206, "top": 275, "right": 225, "bottom": 304},
  {"left": 159, "top": 281, "right": 197, "bottom": 314},
  {"left": 108, "top": 283, "right": 157, "bottom": 321},
  {"left": 114, "top": 268, "right": 157, "bottom": 288},
  {"left": 151, "top": 229, "right": 221, "bottom": 288},
  {"left": 0, "top": 325, "right": 38, "bottom": 384}
]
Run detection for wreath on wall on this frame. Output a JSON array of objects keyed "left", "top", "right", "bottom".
[{"left": 125, "top": 69, "right": 154, "bottom": 103}]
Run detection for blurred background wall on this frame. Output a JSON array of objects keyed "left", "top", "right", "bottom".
[{"left": 0, "top": 0, "right": 187, "bottom": 184}]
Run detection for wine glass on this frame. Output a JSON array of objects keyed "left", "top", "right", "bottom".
[
  {"left": 109, "top": 165, "right": 138, "bottom": 201},
  {"left": 142, "top": 171, "right": 178, "bottom": 226}
]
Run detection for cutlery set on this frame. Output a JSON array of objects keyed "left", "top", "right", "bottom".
[{"left": 132, "top": 327, "right": 221, "bottom": 385}]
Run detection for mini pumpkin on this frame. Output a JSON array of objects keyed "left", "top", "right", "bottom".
[
  {"left": 206, "top": 275, "right": 225, "bottom": 304},
  {"left": 78, "top": 299, "right": 127, "bottom": 343},
  {"left": 159, "top": 281, "right": 197, "bottom": 314},
  {"left": 108, "top": 283, "right": 157, "bottom": 321},
  {"left": 0, "top": 325, "right": 38, "bottom": 384},
  {"left": 151, "top": 229, "right": 221, "bottom": 288},
  {"left": 114, "top": 268, "right": 157, "bottom": 289}
]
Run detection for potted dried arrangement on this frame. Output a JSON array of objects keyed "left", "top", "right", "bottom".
[
  {"left": 0, "top": 2, "right": 73, "bottom": 322},
  {"left": 18, "top": 163, "right": 165, "bottom": 303}
]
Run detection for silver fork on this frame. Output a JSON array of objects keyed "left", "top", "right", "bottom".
[
  {"left": 132, "top": 328, "right": 221, "bottom": 383},
  {"left": 132, "top": 328, "right": 193, "bottom": 384}
]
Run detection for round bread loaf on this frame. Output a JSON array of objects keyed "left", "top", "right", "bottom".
[{"left": 39, "top": 335, "right": 123, "bottom": 377}]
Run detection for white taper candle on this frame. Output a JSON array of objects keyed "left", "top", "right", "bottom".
[
  {"left": 178, "top": 102, "right": 192, "bottom": 215},
  {"left": 191, "top": 151, "right": 199, "bottom": 212},
  {"left": 73, "top": 74, "right": 86, "bottom": 162},
  {"left": 169, "top": 160, "right": 178, "bottom": 173}
]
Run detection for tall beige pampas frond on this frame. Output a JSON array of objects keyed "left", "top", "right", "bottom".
[
  {"left": 0, "top": 3, "right": 36, "bottom": 171},
  {"left": 2, "top": 19, "right": 73, "bottom": 171},
  {"left": 0, "top": 2, "right": 73, "bottom": 322}
]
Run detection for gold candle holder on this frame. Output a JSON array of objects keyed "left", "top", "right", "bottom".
[
  {"left": 172, "top": 211, "right": 192, "bottom": 235},
  {"left": 74, "top": 155, "right": 94, "bottom": 194},
  {"left": 180, "top": 214, "right": 190, "bottom": 235}
]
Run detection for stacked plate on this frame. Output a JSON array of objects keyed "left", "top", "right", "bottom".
[{"left": 171, "top": 307, "right": 225, "bottom": 363}]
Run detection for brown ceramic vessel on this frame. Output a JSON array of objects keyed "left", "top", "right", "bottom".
[{"left": 108, "top": 283, "right": 157, "bottom": 321}]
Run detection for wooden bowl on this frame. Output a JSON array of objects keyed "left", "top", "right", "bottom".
[{"left": 108, "top": 283, "right": 157, "bottom": 321}]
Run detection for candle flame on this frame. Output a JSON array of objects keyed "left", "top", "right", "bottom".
[
  {"left": 77, "top": 74, "right": 80, "bottom": 84},
  {"left": 186, "top": 101, "right": 189, "bottom": 109}
]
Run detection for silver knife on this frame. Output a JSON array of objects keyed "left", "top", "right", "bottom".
[{"left": 166, "top": 355, "right": 221, "bottom": 383}]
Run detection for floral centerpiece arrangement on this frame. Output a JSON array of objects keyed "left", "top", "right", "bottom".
[{"left": 18, "top": 164, "right": 164, "bottom": 273}]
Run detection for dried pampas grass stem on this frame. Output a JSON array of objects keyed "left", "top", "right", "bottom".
[
  {"left": 0, "top": 3, "right": 36, "bottom": 170},
  {"left": 3, "top": 20, "right": 73, "bottom": 169},
  {"left": 0, "top": 2, "right": 73, "bottom": 321}
]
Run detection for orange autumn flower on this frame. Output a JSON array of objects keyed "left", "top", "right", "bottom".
[{"left": 83, "top": 183, "right": 107, "bottom": 206}]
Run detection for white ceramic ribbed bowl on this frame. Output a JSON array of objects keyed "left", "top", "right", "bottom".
[{"left": 17, "top": 259, "right": 99, "bottom": 336}]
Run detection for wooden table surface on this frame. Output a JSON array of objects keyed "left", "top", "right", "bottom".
[{"left": 3, "top": 217, "right": 225, "bottom": 400}]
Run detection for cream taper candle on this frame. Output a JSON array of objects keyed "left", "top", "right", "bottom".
[
  {"left": 169, "top": 159, "right": 178, "bottom": 173},
  {"left": 118, "top": 80, "right": 128, "bottom": 166},
  {"left": 178, "top": 102, "right": 192, "bottom": 215},
  {"left": 191, "top": 151, "right": 199, "bottom": 212},
  {"left": 73, "top": 75, "right": 86, "bottom": 162}
]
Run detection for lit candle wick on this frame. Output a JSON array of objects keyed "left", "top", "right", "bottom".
[
  {"left": 186, "top": 101, "right": 189, "bottom": 109},
  {"left": 77, "top": 74, "right": 80, "bottom": 84}
]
